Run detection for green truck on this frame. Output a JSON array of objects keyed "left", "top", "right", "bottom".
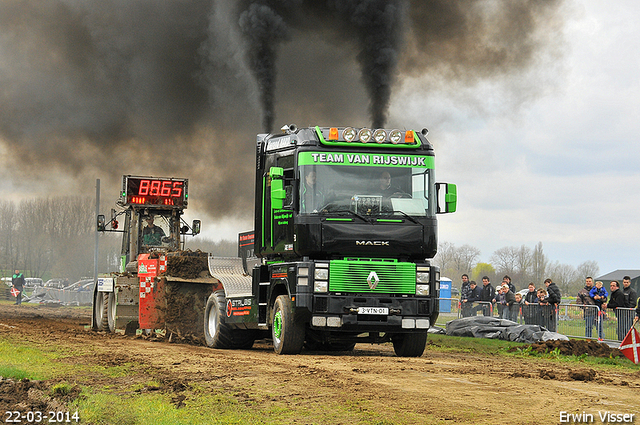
[{"left": 205, "top": 125, "right": 456, "bottom": 356}]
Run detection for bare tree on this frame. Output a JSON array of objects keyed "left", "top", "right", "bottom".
[
  {"left": 546, "top": 261, "right": 577, "bottom": 296},
  {"left": 530, "top": 241, "right": 547, "bottom": 285},
  {"left": 433, "top": 241, "right": 456, "bottom": 277},
  {"left": 490, "top": 246, "right": 519, "bottom": 278},
  {"left": 0, "top": 200, "right": 19, "bottom": 276},
  {"left": 451, "top": 244, "right": 481, "bottom": 276},
  {"left": 576, "top": 260, "right": 600, "bottom": 281}
]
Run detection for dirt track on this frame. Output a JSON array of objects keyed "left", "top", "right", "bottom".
[{"left": 1, "top": 304, "right": 640, "bottom": 424}]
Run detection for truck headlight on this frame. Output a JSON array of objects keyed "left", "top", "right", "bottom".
[
  {"left": 314, "top": 281, "right": 328, "bottom": 293},
  {"left": 416, "top": 272, "right": 430, "bottom": 283},
  {"left": 315, "top": 268, "right": 328, "bottom": 280},
  {"left": 416, "top": 284, "right": 430, "bottom": 296}
]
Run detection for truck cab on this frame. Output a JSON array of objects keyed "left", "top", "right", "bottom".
[{"left": 211, "top": 125, "right": 456, "bottom": 357}]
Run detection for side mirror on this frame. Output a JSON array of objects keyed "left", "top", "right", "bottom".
[
  {"left": 192, "top": 220, "right": 201, "bottom": 235},
  {"left": 97, "top": 215, "right": 106, "bottom": 231},
  {"left": 436, "top": 183, "right": 457, "bottom": 214},
  {"left": 270, "top": 167, "right": 286, "bottom": 210}
]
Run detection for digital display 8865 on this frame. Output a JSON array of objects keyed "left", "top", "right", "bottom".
[{"left": 122, "top": 176, "right": 188, "bottom": 207}]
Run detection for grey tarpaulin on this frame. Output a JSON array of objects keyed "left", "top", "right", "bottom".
[{"left": 445, "top": 316, "right": 569, "bottom": 343}]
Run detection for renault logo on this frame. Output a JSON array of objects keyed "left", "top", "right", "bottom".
[{"left": 367, "top": 271, "right": 380, "bottom": 290}]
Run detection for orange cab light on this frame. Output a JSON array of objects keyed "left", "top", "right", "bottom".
[
  {"left": 404, "top": 130, "right": 414, "bottom": 144},
  {"left": 329, "top": 127, "right": 339, "bottom": 140}
]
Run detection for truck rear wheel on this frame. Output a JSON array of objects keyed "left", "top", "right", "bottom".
[
  {"left": 204, "top": 291, "right": 255, "bottom": 349},
  {"left": 93, "top": 291, "right": 109, "bottom": 331},
  {"left": 392, "top": 332, "right": 427, "bottom": 357},
  {"left": 272, "top": 295, "right": 305, "bottom": 355}
]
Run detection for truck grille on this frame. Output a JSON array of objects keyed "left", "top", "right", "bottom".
[{"left": 328, "top": 259, "right": 416, "bottom": 294}]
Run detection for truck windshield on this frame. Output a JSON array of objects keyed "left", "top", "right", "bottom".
[{"left": 299, "top": 153, "right": 433, "bottom": 217}]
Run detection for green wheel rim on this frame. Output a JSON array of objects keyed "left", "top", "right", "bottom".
[{"left": 273, "top": 310, "right": 283, "bottom": 339}]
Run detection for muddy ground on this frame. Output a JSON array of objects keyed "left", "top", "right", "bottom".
[{"left": 1, "top": 304, "right": 639, "bottom": 424}]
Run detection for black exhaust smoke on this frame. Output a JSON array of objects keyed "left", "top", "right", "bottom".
[
  {"left": 238, "top": 3, "right": 291, "bottom": 133},
  {"left": 0, "top": 0, "right": 565, "bottom": 220}
]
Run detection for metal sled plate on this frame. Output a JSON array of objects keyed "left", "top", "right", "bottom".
[{"left": 208, "top": 256, "right": 253, "bottom": 298}]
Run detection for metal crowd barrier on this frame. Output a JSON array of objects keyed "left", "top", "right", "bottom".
[{"left": 439, "top": 298, "right": 636, "bottom": 342}]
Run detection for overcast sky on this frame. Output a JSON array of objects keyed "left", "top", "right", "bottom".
[{"left": 395, "top": 1, "right": 640, "bottom": 276}]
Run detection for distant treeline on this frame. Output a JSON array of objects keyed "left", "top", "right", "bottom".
[
  {"left": 0, "top": 197, "right": 120, "bottom": 283},
  {"left": 434, "top": 241, "right": 600, "bottom": 296}
]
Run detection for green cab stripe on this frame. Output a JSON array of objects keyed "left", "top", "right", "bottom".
[{"left": 298, "top": 151, "right": 434, "bottom": 168}]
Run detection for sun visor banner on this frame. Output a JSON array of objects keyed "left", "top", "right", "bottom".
[{"left": 298, "top": 152, "right": 435, "bottom": 168}]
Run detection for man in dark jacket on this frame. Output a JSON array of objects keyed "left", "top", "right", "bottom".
[
  {"left": 620, "top": 276, "right": 638, "bottom": 338},
  {"left": 622, "top": 276, "right": 638, "bottom": 309},
  {"left": 577, "top": 277, "right": 598, "bottom": 338},
  {"left": 603, "top": 281, "right": 627, "bottom": 341},
  {"left": 522, "top": 283, "right": 538, "bottom": 325},
  {"left": 12, "top": 270, "right": 25, "bottom": 306},
  {"left": 503, "top": 275, "right": 517, "bottom": 294},
  {"left": 459, "top": 274, "right": 472, "bottom": 317},
  {"left": 503, "top": 285, "right": 517, "bottom": 322},
  {"left": 462, "top": 280, "right": 481, "bottom": 316},
  {"left": 479, "top": 276, "right": 494, "bottom": 317},
  {"left": 543, "top": 278, "right": 561, "bottom": 332}
]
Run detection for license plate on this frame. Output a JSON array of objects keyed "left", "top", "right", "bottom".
[{"left": 357, "top": 307, "right": 388, "bottom": 315}]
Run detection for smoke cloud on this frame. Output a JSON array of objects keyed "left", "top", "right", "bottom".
[{"left": 0, "top": 0, "right": 565, "bottom": 224}]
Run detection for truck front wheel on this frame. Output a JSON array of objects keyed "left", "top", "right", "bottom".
[
  {"left": 392, "top": 332, "right": 427, "bottom": 357},
  {"left": 272, "top": 295, "right": 305, "bottom": 354}
]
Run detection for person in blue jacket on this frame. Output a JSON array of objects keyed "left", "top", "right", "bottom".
[{"left": 589, "top": 280, "right": 608, "bottom": 309}]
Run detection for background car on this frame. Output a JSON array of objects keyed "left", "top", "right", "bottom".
[
  {"left": 44, "top": 279, "right": 65, "bottom": 289},
  {"left": 24, "top": 278, "right": 43, "bottom": 288}
]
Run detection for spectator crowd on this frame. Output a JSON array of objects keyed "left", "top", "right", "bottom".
[{"left": 458, "top": 274, "right": 639, "bottom": 339}]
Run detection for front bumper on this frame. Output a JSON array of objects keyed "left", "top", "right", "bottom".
[{"left": 307, "top": 294, "right": 437, "bottom": 332}]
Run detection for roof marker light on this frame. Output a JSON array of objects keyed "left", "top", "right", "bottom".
[
  {"left": 329, "top": 127, "right": 339, "bottom": 140},
  {"left": 389, "top": 129, "right": 402, "bottom": 144},
  {"left": 343, "top": 127, "right": 357, "bottom": 142},
  {"left": 358, "top": 128, "right": 372, "bottom": 143},
  {"left": 373, "top": 129, "right": 387, "bottom": 144},
  {"left": 404, "top": 130, "right": 414, "bottom": 144}
]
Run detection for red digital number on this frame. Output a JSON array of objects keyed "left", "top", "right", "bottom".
[
  {"left": 139, "top": 180, "right": 150, "bottom": 195},
  {"left": 172, "top": 181, "right": 183, "bottom": 197},
  {"left": 161, "top": 181, "right": 171, "bottom": 196},
  {"left": 150, "top": 180, "right": 161, "bottom": 196},
  {"left": 133, "top": 179, "right": 182, "bottom": 203}
]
